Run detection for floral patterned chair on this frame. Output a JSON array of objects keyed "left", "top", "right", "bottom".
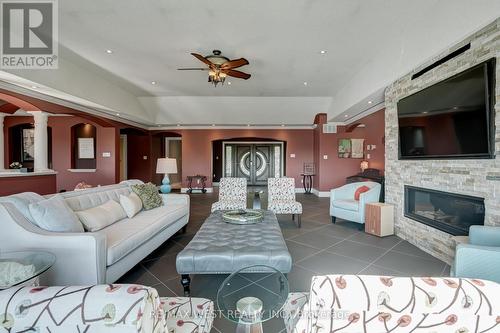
[
  {"left": 0, "top": 284, "right": 213, "bottom": 333},
  {"left": 211, "top": 177, "right": 247, "bottom": 212},
  {"left": 267, "top": 177, "right": 303, "bottom": 227},
  {"left": 284, "top": 275, "right": 500, "bottom": 333}
]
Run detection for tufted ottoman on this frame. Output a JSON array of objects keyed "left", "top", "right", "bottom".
[{"left": 176, "top": 210, "right": 292, "bottom": 295}]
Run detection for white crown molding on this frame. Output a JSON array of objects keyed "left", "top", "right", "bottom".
[{"left": 151, "top": 125, "right": 316, "bottom": 130}]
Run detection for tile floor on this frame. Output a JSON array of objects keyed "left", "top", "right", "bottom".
[{"left": 118, "top": 191, "right": 450, "bottom": 332}]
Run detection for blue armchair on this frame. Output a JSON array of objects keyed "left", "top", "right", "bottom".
[
  {"left": 330, "top": 181, "right": 381, "bottom": 230},
  {"left": 451, "top": 225, "right": 500, "bottom": 283}
]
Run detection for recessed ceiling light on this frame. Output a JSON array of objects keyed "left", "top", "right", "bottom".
[
  {"left": 176, "top": 124, "right": 181, "bottom": 127},
  {"left": 211, "top": 124, "right": 215, "bottom": 127},
  {"left": 320, "top": 50, "right": 327, "bottom": 54},
  {"left": 368, "top": 101, "right": 372, "bottom": 104},
  {"left": 303, "top": 81, "right": 308, "bottom": 86},
  {"left": 106, "top": 49, "right": 113, "bottom": 54},
  {"left": 344, "top": 114, "right": 349, "bottom": 118},
  {"left": 422, "top": 111, "right": 428, "bottom": 114},
  {"left": 247, "top": 124, "right": 251, "bottom": 127},
  {"left": 281, "top": 124, "right": 285, "bottom": 127},
  {"left": 151, "top": 81, "right": 157, "bottom": 85},
  {"left": 31, "top": 85, "right": 38, "bottom": 89},
  {"left": 227, "top": 81, "right": 231, "bottom": 85},
  {"left": 116, "top": 113, "right": 120, "bottom": 116}
]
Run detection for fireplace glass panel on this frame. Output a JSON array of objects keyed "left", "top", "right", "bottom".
[{"left": 404, "top": 186, "right": 484, "bottom": 236}]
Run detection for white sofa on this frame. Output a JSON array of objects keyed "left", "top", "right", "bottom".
[
  {"left": 0, "top": 284, "right": 213, "bottom": 333},
  {"left": 330, "top": 181, "right": 381, "bottom": 229},
  {"left": 0, "top": 181, "right": 190, "bottom": 285}
]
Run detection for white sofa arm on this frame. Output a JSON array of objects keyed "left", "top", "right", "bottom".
[
  {"left": 0, "top": 203, "right": 107, "bottom": 285},
  {"left": 0, "top": 284, "right": 165, "bottom": 333}
]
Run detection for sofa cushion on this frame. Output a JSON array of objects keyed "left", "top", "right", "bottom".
[
  {"left": 131, "top": 183, "right": 163, "bottom": 210},
  {"left": 120, "top": 192, "right": 143, "bottom": 218},
  {"left": 76, "top": 200, "right": 127, "bottom": 232},
  {"left": 332, "top": 199, "right": 359, "bottom": 212},
  {"left": 99, "top": 203, "right": 188, "bottom": 265},
  {"left": 29, "top": 195, "right": 84, "bottom": 233},
  {"left": 0, "top": 192, "right": 44, "bottom": 224}
]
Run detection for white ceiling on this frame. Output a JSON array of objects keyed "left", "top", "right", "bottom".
[{"left": 1, "top": 1, "right": 499, "bottom": 126}]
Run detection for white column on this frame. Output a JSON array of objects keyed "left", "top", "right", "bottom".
[
  {"left": 0, "top": 113, "right": 5, "bottom": 171},
  {"left": 27, "top": 111, "right": 51, "bottom": 172}
]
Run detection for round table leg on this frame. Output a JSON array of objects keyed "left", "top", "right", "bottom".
[
  {"left": 236, "top": 321, "right": 263, "bottom": 333},
  {"left": 303, "top": 175, "right": 313, "bottom": 194}
]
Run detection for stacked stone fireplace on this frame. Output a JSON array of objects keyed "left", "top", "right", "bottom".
[{"left": 385, "top": 19, "right": 500, "bottom": 264}]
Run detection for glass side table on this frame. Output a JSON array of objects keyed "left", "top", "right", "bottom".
[
  {"left": 0, "top": 251, "right": 56, "bottom": 289},
  {"left": 217, "top": 265, "right": 289, "bottom": 333}
]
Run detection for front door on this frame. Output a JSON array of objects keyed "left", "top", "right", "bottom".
[{"left": 225, "top": 143, "right": 282, "bottom": 185}]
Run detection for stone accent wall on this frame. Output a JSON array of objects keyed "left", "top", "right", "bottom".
[{"left": 385, "top": 19, "right": 500, "bottom": 265}]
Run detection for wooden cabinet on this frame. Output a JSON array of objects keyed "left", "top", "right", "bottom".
[{"left": 365, "top": 202, "right": 394, "bottom": 237}]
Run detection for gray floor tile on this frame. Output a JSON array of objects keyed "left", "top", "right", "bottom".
[
  {"left": 326, "top": 240, "right": 388, "bottom": 262},
  {"left": 316, "top": 223, "right": 360, "bottom": 239},
  {"left": 373, "top": 251, "right": 446, "bottom": 276},
  {"left": 358, "top": 264, "right": 407, "bottom": 277},
  {"left": 143, "top": 239, "right": 184, "bottom": 261},
  {"left": 286, "top": 240, "right": 319, "bottom": 262},
  {"left": 286, "top": 265, "right": 317, "bottom": 292},
  {"left": 348, "top": 232, "right": 402, "bottom": 249},
  {"left": 289, "top": 230, "right": 343, "bottom": 250},
  {"left": 297, "top": 251, "right": 369, "bottom": 275},
  {"left": 392, "top": 241, "right": 438, "bottom": 260},
  {"left": 117, "top": 264, "right": 159, "bottom": 285},
  {"left": 141, "top": 253, "right": 179, "bottom": 281}
]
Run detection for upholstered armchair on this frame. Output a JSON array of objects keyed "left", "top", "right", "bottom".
[
  {"left": 330, "top": 181, "right": 381, "bottom": 229},
  {"left": 0, "top": 284, "right": 214, "bottom": 333},
  {"left": 211, "top": 177, "right": 247, "bottom": 212},
  {"left": 268, "top": 177, "right": 303, "bottom": 227},
  {"left": 451, "top": 225, "right": 500, "bottom": 283}
]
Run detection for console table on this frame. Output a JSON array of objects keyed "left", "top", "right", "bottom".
[{"left": 186, "top": 175, "right": 207, "bottom": 193}]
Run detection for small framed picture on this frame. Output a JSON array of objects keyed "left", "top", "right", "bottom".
[
  {"left": 78, "top": 138, "right": 95, "bottom": 159},
  {"left": 21, "top": 128, "right": 35, "bottom": 162}
]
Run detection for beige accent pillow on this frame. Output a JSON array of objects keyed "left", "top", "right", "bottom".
[
  {"left": 119, "top": 192, "right": 143, "bottom": 218},
  {"left": 76, "top": 200, "right": 127, "bottom": 232}
]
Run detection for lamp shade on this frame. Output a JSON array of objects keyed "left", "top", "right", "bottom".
[
  {"left": 360, "top": 160, "right": 369, "bottom": 171},
  {"left": 156, "top": 158, "right": 177, "bottom": 174}
]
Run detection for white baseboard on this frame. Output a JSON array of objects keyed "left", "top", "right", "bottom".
[
  {"left": 181, "top": 187, "right": 214, "bottom": 193},
  {"left": 312, "top": 188, "right": 331, "bottom": 197},
  {"left": 295, "top": 188, "right": 306, "bottom": 193}
]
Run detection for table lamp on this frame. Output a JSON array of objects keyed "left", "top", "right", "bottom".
[{"left": 156, "top": 158, "right": 177, "bottom": 193}]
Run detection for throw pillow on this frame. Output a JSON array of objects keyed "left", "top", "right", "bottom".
[
  {"left": 354, "top": 186, "right": 370, "bottom": 201},
  {"left": 76, "top": 200, "right": 127, "bottom": 232},
  {"left": 131, "top": 183, "right": 163, "bottom": 210},
  {"left": 28, "top": 195, "right": 84, "bottom": 233},
  {"left": 119, "top": 192, "right": 143, "bottom": 218},
  {"left": 0, "top": 192, "right": 45, "bottom": 224}
]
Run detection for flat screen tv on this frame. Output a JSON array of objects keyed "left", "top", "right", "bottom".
[{"left": 398, "top": 58, "right": 496, "bottom": 159}]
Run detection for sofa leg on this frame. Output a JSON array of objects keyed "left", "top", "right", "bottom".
[
  {"left": 181, "top": 274, "right": 191, "bottom": 296},
  {"left": 331, "top": 216, "right": 336, "bottom": 224},
  {"left": 182, "top": 225, "right": 187, "bottom": 234},
  {"left": 297, "top": 214, "right": 302, "bottom": 228}
]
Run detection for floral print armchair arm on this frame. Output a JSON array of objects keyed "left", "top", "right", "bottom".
[
  {"left": 294, "top": 275, "right": 500, "bottom": 333},
  {"left": 0, "top": 284, "right": 165, "bottom": 333}
]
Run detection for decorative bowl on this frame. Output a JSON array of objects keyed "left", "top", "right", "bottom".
[{"left": 222, "top": 209, "right": 264, "bottom": 225}]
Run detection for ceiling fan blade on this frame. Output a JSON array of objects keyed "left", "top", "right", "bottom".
[
  {"left": 191, "top": 53, "right": 214, "bottom": 67},
  {"left": 177, "top": 68, "right": 209, "bottom": 70},
  {"left": 220, "top": 58, "right": 249, "bottom": 70},
  {"left": 222, "top": 69, "right": 251, "bottom": 80}
]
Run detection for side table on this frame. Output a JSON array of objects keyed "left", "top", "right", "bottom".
[
  {"left": 0, "top": 251, "right": 56, "bottom": 289},
  {"left": 186, "top": 175, "right": 207, "bottom": 193},
  {"left": 365, "top": 202, "right": 394, "bottom": 237},
  {"left": 300, "top": 174, "right": 315, "bottom": 194}
]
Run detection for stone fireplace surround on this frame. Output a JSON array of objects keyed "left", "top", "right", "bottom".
[{"left": 385, "top": 19, "right": 500, "bottom": 264}]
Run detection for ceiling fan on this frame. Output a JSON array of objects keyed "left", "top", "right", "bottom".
[{"left": 178, "top": 50, "right": 251, "bottom": 86}]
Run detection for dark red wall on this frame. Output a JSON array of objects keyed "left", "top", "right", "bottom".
[
  {"left": 3, "top": 116, "right": 119, "bottom": 192},
  {"left": 0, "top": 174, "right": 56, "bottom": 196},
  {"left": 314, "top": 109, "right": 386, "bottom": 191}
]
